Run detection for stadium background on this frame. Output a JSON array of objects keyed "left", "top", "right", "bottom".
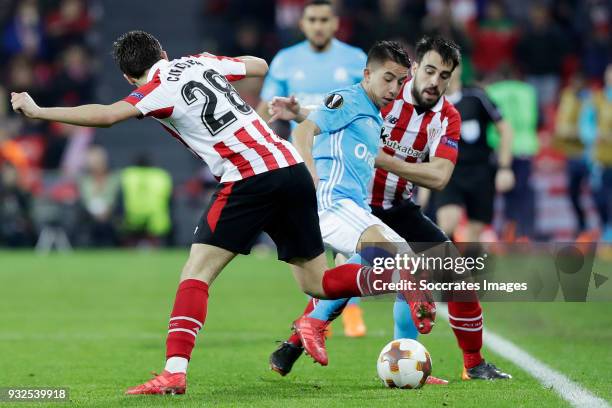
[
  {"left": 0, "top": 0, "right": 610, "bottom": 249},
  {"left": 1, "top": 1, "right": 611, "bottom": 407}
]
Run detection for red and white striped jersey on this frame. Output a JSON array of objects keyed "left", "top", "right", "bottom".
[
  {"left": 368, "top": 80, "right": 461, "bottom": 209},
  {"left": 123, "top": 53, "right": 302, "bottom": 182}
]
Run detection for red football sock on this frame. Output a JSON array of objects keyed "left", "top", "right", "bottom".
[
  {"left": 287, "top": 298, "right": 318, "bottom": 346},
  {"left": 286, "top": 332, "right": 302, "bottom": 346},
  {"left": 322, "top": 264, "right": 395, "bottom": 298},
  {"left": 448, "top": 301, "right": 483, "bottom": 369},
  {"left": 166, "top": 279, "right": 209, "bottom": 360}
]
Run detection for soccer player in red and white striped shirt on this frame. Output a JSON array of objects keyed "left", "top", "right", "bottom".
[
  {"left": 11, "top": 30, "right": 423, "bottom": 395},
  {"left": 268, "top": 36, "right": 510, "bottom": 381},
  {"left": 372, "top": 37, "right": 508, "bottom": 380}
]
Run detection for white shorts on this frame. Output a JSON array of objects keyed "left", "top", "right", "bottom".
[{"left": 318, "top": 199, "right": 406, "bottom": 257}]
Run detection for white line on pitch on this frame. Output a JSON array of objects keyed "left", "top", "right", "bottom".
[{"left": 438, "top": 305, "right": 610, "bottom": 408}]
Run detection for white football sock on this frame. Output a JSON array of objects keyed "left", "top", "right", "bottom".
[{"left": 165, "top": 356, "right": 188, "bottom": 374}]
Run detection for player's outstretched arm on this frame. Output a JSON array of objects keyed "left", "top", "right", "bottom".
[
  {"left": 256, "top": 100, "right": 272, "bottom": 122},
  {"left": 375, "top": 153, "right": 454, "bottom": 191},
  {"left": 268, "top": 96, "right": 311, "bottom": 123},
  {"left": 11, "top": 92, "right": 141, "bottom": 128},
  {"left": 236, "top": 56, "right": 268, "bottom": 78},
  {"left": 292, "top": 119, "right": 320, "bottom": 185}
]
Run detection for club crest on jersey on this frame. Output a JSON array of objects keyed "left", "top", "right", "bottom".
[
  {"left": 325, "top": 93, "right": 344, "bottom": 109},
  {"left": 427, "top": 126, "right": 442, "bottom": 140}
]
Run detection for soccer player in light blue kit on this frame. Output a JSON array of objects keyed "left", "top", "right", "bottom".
[
  {"left": 268, "top": 41, "right": 436, "bottom": 375},
  {"left": 257, "top": 0, "right": 366, "bottom": 125},
  {"left": 257, "top": 0, "right": 369, "bottom": 338}
]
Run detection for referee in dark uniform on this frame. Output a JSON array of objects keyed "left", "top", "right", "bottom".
[{"left": 428, "top": 66, "right": 514, "bottom": 242}]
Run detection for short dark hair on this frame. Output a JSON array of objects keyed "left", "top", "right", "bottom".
[
  {"left": 414, "top": 36, "right": 461, "bottom": 70},
  {"left": 112, "top": 30, "right": 163, "bottom": 78},
  {"left": 366, "top": 40, "right": 411, "bottom": 69},
  {"left": 303, "top": 0, "right": 335, "bottom": 14},
  {"left": 304, "top": 0, "right": 333, "bottom": 8}
]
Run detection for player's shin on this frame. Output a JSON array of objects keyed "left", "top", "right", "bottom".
[
  {"left": 308, "top": 298, "right": 350, "bottom": 321},
  {"left": 393, "top": 294, "right": 418, "bottom": 340},
  {"left": 164, "top": 279, "right": 209, "bottom": 374}
]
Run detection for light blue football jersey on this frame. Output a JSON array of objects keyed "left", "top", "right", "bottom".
[
  {"left": 309, "top": 83, "right": 383, "bottom": 211},
  {"left": 260, "top": 39, "right": 366, "bottom": 127}
]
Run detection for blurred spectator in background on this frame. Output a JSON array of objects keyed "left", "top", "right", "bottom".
[
  {"left": 516, "top": 3, "right": 568, "bottom": 113},
  {"left": 0, "top": 162, "right": 35, "bottom": 247},
  {"left": 45, "top": 0, "right": 92, "bottom": 54},
  {"left": 421, "top": 0, "right": 473, "bottom": 83},
  {"left": 41, "top": 44, "right": 96, "bottom": 173},
  {"left": 586, "top": 64, "right": 612, "bottom": 243},
  {"left": 0, "top": 0, "right": 609, "bottom": 248},
  {"left": 51, "top": 44, "right": 95, "bottom": 106},
  {"left": 226, "top": 20, "right": 269, "bottom": 106},
  {"left": 486, "top": 68, "right": 539, "bottom": 239},
  {"left": 275, "top": 0, "right": 309, "bottom": 46},
  {"left": 42, "top": 122, "right": 91, "bottom": 171},
  {"left": 120, "top": 155, "right": 173, "bottom": 247},
  {"left": 0, "top": 109, "right": 44, "bottom": 193},
  {"left": 227, "top": 20, "right": 266, "bottom": 59},
  {"left": 2, "top": 0, "right": 46, "bottom": 60},
  {"left": 1, "top": 0, "right": 98, "bottom": 167},
  {"left": 77, "top": 145, "right": 120, "bottom": 247},
  {"left": 6, "top": 54, "right": 51, "bottom": 107},
  {"left": 553, "top": 72, "right": 592, "bottom": 236},
  {"left": 0, "top": 127, "right": 28, "bottom": 172},
  {"left": 353, "top": 0, "right": 423, "bottom": 50},
  {"left": 469, "top": 0, "right": 517, "bottom": 79},
  {"left": 579, "top": 0, "right": 611, "bottom": 82},
  {"left": 201, "top": 0, "right": 275, "bottom": 57}
]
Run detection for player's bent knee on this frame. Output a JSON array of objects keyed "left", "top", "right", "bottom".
[
  {"left": 180, "top": 243, "right": 235, "bottom": 284},
  {"left": 291, "top": 271, "right": 326, "bottom": 299},
  {"left": 304, "top": 284, "right": 327, "bottom": 299},
  {"left": 358, "top": 225, "right": 402, "bottom": 256},
  {"left": 290, "top": 254, "right": 327, "bottom": 295},
  {"left": 295, "top": 273, "right": 326, "bottom": 298}
]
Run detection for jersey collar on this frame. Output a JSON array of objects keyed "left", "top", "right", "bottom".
[
  {"left": 146, "top": 59, "right": 170, "bottom": 82},
  {"left": 359, "top": 83, "right": 381, "bottom": 115},
  {"left": 403, "top": 79, "right": 446, "bottom": 113},
  {"left": 306, "top": 38, "right": 338, "bottom": 55}
]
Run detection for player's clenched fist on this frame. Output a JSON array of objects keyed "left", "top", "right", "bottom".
[{"left": 11, "top": 92, "right": 41, "bottom": 119}]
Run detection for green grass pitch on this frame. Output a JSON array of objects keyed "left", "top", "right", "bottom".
[{"left": 0, "top": 250, "right": 610, "bottom": 407}]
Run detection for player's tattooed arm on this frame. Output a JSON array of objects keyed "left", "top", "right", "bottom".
[
  {"left": 236, "top": 56, "right": 268, "bottom": 77},
  {"left": 292, "top": 119, "right": 320, "bottom": 185},
  {"left": 375, "top": 153, "right": 454, "bottom": 191},
  {"left": 11, "top": 92, "right": 140, "bottom": 127},
  {"left": 268, "top": 96, "right": 311, "bottom": 123}
]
